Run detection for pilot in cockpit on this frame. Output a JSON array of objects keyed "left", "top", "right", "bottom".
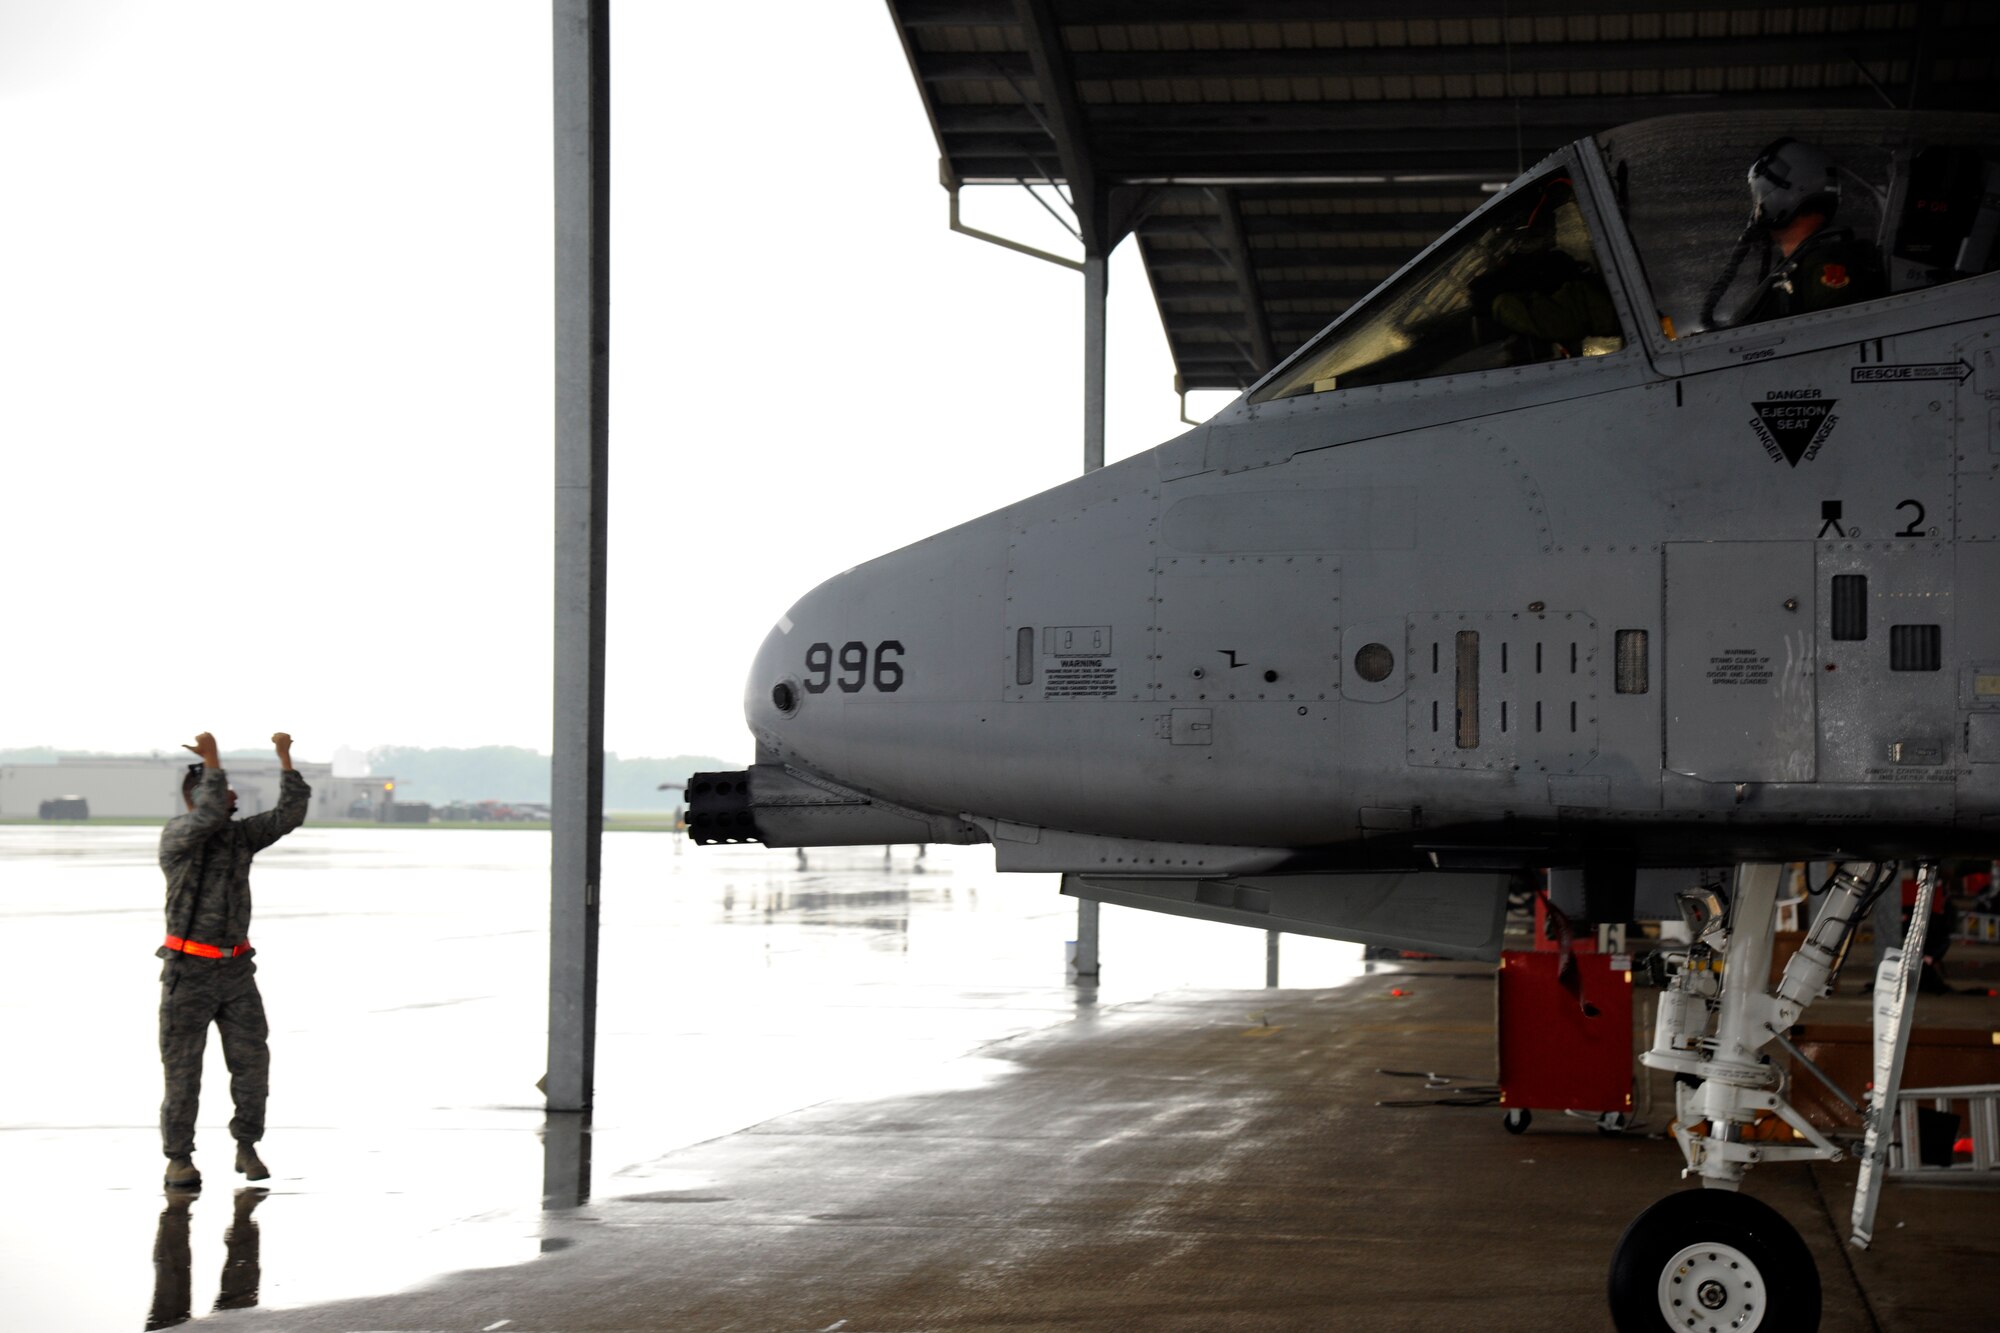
[{"left": 1704, "top": 138, "right": 1886, "bottom": 328}]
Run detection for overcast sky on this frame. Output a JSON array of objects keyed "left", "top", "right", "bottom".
[{"left": 0, "top": 1, "right": 1235, "bottom": 767}]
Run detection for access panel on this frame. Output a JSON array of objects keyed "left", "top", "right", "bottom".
[
  {"left": 1664, "top": 542, "right": 1817, "bottom": 782},
  {"left": 1151, "top": 555, "right": 1341, "bottom": 703},
  {"left": 1405, "top": 611, "right": 1600, "bottom": 774}
]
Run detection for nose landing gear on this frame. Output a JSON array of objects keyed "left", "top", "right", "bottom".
[{"left": 1607, "top": 860, "right": 1935, "bottom": 1332}]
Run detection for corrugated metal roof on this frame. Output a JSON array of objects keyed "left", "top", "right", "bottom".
[{"left": 886, "top": 0, "right": 2000, "bottom": 390}]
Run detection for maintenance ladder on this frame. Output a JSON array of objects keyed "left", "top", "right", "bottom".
[{"left": 1888, "top": 1083, "right": 2000, "bottom": 1178}]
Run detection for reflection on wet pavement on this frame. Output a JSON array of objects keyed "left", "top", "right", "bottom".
[
  {"left": 148, "top": 1188, "right": 265, "bottom": 1329},
  {"left": 541, "top": 1112, "right": 590, "bottom": 1213},
  {"left": 0, "top": 827, "right": 1362, "bottom": 1329},
  {"left": 144, "top": 1193, "right": 192, "bottom": 1331}
]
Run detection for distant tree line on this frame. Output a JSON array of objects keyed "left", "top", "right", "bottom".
[
  {"left": 365, "top": 746, "right": 732, "bottom": 811},
  {"left": 0, "top": 745, "right": 733, "bottom": 813},
  {"left": 0, "top": 748, "right": 58, "bottom": 764},
  {"left": 1, "top": 746, "right": 311, "bottom": 764}
]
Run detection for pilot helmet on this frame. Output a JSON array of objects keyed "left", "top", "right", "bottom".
[{"left": 1747, "top": 137, "right": 1839, "bottom": 228}]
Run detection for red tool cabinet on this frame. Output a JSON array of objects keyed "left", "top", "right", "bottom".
[{"left": 1496, "top": 948, "right": 1634, "bottom": 1131}]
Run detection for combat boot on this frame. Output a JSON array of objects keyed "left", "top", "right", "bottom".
[
  {"left": 234, "top": 1142, "right": 269, "bottom": 1181},
  {"left": 164, "top": 1156, "right": 202, "bottom": 1191}
]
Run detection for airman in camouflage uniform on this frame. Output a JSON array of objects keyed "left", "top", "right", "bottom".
[
  {"left": 1735, "top": 137, "right": 1886, "bottom": 326},
  {"left": 1740, "top": 224, "right": 1886, "bottom": 324},
  {"left": 158, "top": 731, "right": 310, "bottom": 1191}
]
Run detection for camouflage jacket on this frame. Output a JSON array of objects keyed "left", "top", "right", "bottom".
[
  {"left": 157, "top": 767, "right": 311, "bottom": 957},
  {"left": 1743, "top": 227, "right": 1887, "bottom": 324}
]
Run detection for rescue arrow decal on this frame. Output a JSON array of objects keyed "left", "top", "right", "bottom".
[{"left": 1849, "top": 360, "right": 1973, "bottom": 384}]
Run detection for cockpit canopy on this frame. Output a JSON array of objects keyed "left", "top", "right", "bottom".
[
  {"left": 1251, "top": 169, "right": 1627, "bottom": 404},
  {"left": 1248, "top": 111, "right": 1998, "bottom": 408}
]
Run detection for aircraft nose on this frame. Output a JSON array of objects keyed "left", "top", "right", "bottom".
[
  {"left": 740, "top": 516, "right": 1008, "bottom": 776},
  {"left": 744, "top": 612, "right": 807, "bottom": 752},
  {"left": 743, "top": 567, "right": 869, "bottom": 764}
]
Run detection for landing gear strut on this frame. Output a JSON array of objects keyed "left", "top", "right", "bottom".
[{"left": 1607, "top": 861, "right": 1935, "bottom": 1331}]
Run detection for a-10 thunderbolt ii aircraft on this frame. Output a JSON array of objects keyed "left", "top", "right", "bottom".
[{"left": 693, "top": 109, "right": 1999, "bottom": 1330}]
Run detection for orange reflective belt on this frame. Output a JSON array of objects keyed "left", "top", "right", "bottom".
[{"left": 163, "top": 935, "right": 251, "bottom": 959}]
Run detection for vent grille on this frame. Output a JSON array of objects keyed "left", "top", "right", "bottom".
[
  {"left": 1455, "top": 631, "right": 1480, "bottom": 749},
  {"left": 1614, "top": 629, "right": 1649, "bottom": 695},
  {"left": 1889, "top": 624, "right": 1941, "bottom": 672},
  {"left": 1830, "top": 575, "right": 1867, "bottom": 641}
]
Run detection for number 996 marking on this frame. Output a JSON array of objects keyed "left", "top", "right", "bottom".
[{"left": 803, "top": 640, "right": 904, "bottom": 694}]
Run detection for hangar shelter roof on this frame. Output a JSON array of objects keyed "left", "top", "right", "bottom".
[{"left": 884, "top": 1, "right": 2000, "bottom": 392}]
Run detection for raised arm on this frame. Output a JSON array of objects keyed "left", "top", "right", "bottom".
[
  {"left": 159, "top": 732, "right": 230, "bottom": 866},
  {"left": 240, "top": 731, "right": 312, "bottom": 852}
]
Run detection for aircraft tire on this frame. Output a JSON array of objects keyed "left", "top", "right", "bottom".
[{"left": 1607, "top": 1189, "right": 1819, "bottom": 1332}]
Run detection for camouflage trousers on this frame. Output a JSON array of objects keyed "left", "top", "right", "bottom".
[{"left": 158, "top": 955, "right": 268, "bottom": 1157}]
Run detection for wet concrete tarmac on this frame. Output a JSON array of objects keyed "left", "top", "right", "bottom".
[
  {"left": 6, "top": 826, "right": 1994, "bottom": 1330},
  {"left": 0, "top": 826, "right": 1362, "bottom": 1330},
  {"left": 202, "top": 984, "right": 1999, "bottom": 1333}
]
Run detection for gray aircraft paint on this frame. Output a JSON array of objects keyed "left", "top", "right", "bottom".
[{"left": 700, "top": 117, "right": 2000, "bottom": 957}]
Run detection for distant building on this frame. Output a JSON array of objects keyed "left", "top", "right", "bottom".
[{"left": 0, "top": 754, "right": 397, "bottom": 821}]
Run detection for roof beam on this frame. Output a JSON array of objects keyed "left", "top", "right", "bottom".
[
  {"left": 916, "top": 30, "right": 1946, "bottom": 84},
  {"left": 939, "top": 91, "right": 1866, "bottom": 137},
  {"left": 1141, "top": 209, "right": 1475, "bottom": 237},
  {"left": 997, "top": 145, "right": 1485, "bottom": 176},
  {"left": 1146, "top": 244, "right": 1410, "bottom": 273},
  {"left": 934, "top": 131, "right": 1086, "bottom": 161},
  {"left": 1260, "top": 321, "right": 1350, "bottom": 342},
  {"left": 1212, "top": 190, "right": 1272, "bottom": 374},
  {"left": 1099, "top": 131, "right": 1570, "bottom": 162},
  {"left": 1076, "top": 88, "right": 1890, "bottom": 134},
  {"left": 1235, "top": 184, "right": 1491, "bottom": 207},
  {"left": 906, "top": 0, "right": 1944, "bottom": 21},
  {"left": 895, "top": 0, "right": 1014, "bottom": 22},
  {"left": 1250, "top": 248, "right": 1412, "bottom": 272},
  {"left": 1010, "top": 0, "right": 1106, "bottom": 252},
  {"left": 1244, "top": 214, "right": 1470, "bottom": 236},
  {"left": 884, "top": 1, "right": 954, "bottom": 167},
  {"left": 1158, "top": 278, "right": 1380, "bottom": 304},
  {"left": 946, "top": 154, "right": 1096, "bottom": 182}
]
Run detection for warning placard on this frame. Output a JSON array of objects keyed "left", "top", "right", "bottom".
[
  {"left": 1704, "top": 648, "right": 1773, "bottom": 686},
  {"left": 1043, "top": 657, "right": 1119, "bottom": 699}
]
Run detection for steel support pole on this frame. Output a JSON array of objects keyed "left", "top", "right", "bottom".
[
  {"left": 546, "top": 0, "right": 609, "bottom": 1115},
  {"left": 541, "top": 1110, "right": 592, "bottom": 1209},
  {"left": 1266, "top": 930, "right": 1281, "bottom": 988},
  {"left": 1082, "top": 252, "right": 1107, "bottom": 474},
  {"left": 1070, "top": 250, "right": 1108, "bottom": 981},
  {"left": 1072, "top": 889, "right": 1101, "bottom": 982}
]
